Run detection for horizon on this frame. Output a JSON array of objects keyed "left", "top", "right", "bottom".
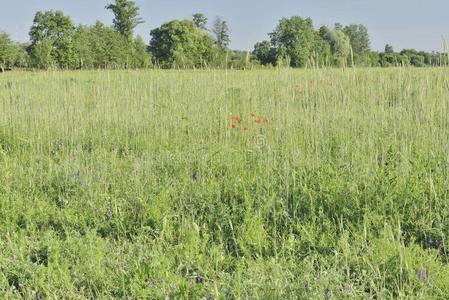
[{"left": 1, "top": 0, "right": 449, "bottom": 53}]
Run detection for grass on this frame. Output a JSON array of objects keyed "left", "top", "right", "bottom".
[{"left": 1, "top": 68, "right": 449, "bottom": 299}]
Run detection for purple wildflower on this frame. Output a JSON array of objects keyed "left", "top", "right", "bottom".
[
  {"left": 106, "top": 207, "right": 112, "bottom": 221},
  {"left": 325, "top": 289, "right": 331, "bottom": 300},
  {"left": 419, "top": 270, "right": 427, "bottom": 281},
  {"left": 196, "top": 274, "right": 203, "bottom": 284}
]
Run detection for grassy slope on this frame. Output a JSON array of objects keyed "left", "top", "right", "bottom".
[{"left": 1, "top": 68, "right": 449, "bottom": 299}]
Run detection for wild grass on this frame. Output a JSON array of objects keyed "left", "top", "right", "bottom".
[{"left": 1, "top": 68, "right": 449, "bottom": 299}]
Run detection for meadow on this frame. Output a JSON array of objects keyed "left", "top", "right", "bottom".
[{"left": 1, "top": 68, "right": 449, "bottom": 299}]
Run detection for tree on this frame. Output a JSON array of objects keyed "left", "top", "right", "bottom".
[
  {"left": 385, "top": 44, "right": 394, "bottom": 53},
  {"left": 30, "top": 38, "right": 54, "bottom": 69},
  {"left": 149, "top": 19, "right": 213, "bottom": 68},
  {"left": 269, "top": 16, "right": 317, "bottom": 67},
  {"left": 73, "top": 20, "right": 151, "bottom": 70},
  {"left": 106, "top": 0, "right": 143, "bottom": 42},
  {"left": 312, "top": 30, "right": 332, "bottom": 67},
  {"left": 0, "top": 32, "right": 15, "bottom": 71},
  {"left": 133, "top": 35, "right": 151, "bottom": 68},
  {"left": 28, "top": 10, "right": 76, "bottom": 69},
  {"left": 344, "top": 24, "right": 370, "bottom": 54},
  {"left": 12, "top": 43, "right": 30, "bottom": 68},
  {"left": 319, "top": 25, "right": 351, "bottom": 67},
  {"left": 252, "top": 41, "right": 276, "bottom": 65},
  {"left": 193, "top": 13, "right": 208, "bottom": 30},
  {"left": 89, "top": 21, "right": 131, "bottom": 68},
  {"left": 73, "top": 21, "right": 134, "bottom": 69},
  {"left": 401, "top": 49, "right": 425, "bottom": 67},
  {"left": 212, "top": 17, "right": 231, "bottom": 50},
  {"left": 334, "top": 23, "right": 344, "bottom": 32},
  {"left": 343, "top": 24, "right": 370, "bottom": 65},
  {"left": 73, "top": 25, "right": 95, "bottom": 68}
]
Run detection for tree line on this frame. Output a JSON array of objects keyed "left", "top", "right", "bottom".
[{"left": 1, "top": 0, "right": 448, "bottom": 71}]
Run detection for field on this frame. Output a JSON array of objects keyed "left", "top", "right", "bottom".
[{"left": 1, "top": 68, "right": 449, "bottom": 299}]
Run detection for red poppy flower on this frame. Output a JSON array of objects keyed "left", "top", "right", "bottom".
[
  {"left": 229, "top": 123, "right": 238, "bottom": 129},
  {"left": 231, "top": 116, "right": 242, "bottom": 122}
]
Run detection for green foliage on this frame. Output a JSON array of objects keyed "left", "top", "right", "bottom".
[
  {"left": 226, "top": 50, "right": 250, "bottom": 69},
  {"left": 192, "top": 13, "right": 208, "bottom": 31},
  {"left": 149, "top": 19, "right": 213, "bottom": 68},
  {"left": 13, "top": 44, "right": 30, "bottom": 68},
  {"left": 26, "top": 4, "right": 149, "bottom": 70},
  {"left": 78, "top": 22, "right": 129, "bottom": 69},
  {"left": 132, "top": 35, "right": 152, "bottom": 68},
  {"left": 73, "top": 25, "right": 95, "bottom": 69},
  {"left": 106, "top": 0, "right": 143, "bottom": 42},
  {"left": 252, "top": 41, "right": 276, "bottom": 66},
  {"left": 401, "top": 49, "right": 426, "bottom": 67},
  {"left": 269, "top": 16, "right": 317, "bottom": 67},
  {"left": 30, "top": 38, "right": 54, "bottom": 69},
  {"left": 343, "top": 24, "right": 371, "bottom": 65},
  {"left": 0, "top": 32, "right": 15, "bottom": 70},
  {"left": 28, "top": 10, "right": 76, "bottom": 69},
  {"left": 2, "top": 5, "right": 447, "bottom": 70},
  {"left": 385, "top": 44, "right": 394, "bottom": 53},
  {"left": 212, "top": 17, "right": 231, "bottom": 50},
  {"left": 319, "top": 25, "right": 351, "bottom": 67},
  {"left": 72, "top": 22, "right": 150, "bottom": 69}
]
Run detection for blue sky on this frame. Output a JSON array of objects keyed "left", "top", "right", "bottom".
[{"left": 1, "top": 0, "right": 448, "bottom": 52}]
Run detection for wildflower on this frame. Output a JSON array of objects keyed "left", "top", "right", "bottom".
[
  {"left": 231, "top": 116, "right": 242, "bottom": 122},
  {"left": 106, "top": 207, "right": 112, "bottom": 221},
  {"left": 254, "top": 118, "right": 269, "bottom": 125},
  {"left": 427, "top": 238, "right": 439, "bottom": 249},
  {"left": 243, "top": 127, "right": 249, "bottom": 134},
  {"left": 196, "top": 274, "right": 203, "bottom": 284},
  {"left": 325, "top": 289, "right": 331, "bottom": 299},
  {"left": 419, "top": 270, "right": 427, "bottom": 281},
  {"left": 229, "top": 123, "right": 238, "bottom": 129}
]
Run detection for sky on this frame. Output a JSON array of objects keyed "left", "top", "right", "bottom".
[{"left": 1, "top": 0, "right": 449, "bottom": 52}]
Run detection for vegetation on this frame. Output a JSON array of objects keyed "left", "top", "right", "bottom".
[
  {"left": 1, "top": 68, "right": 449, "bottom": 298},
  {"left": 1, "top": 0, "right": 449, "bottom": 299},
  {"left": 0, "top": 33, "right": 28, "bottom": 71},
  {"left": 0, "top": 0, "right": 447, "bottom": 70},
  {"left": 28, "top": 10, "right": 77, "bottom": 69},
  {"left": 212, "top": 17, "right": 231, "bottom": 50},
  {"left": 0, "top": 33, "right": 15, "bottom": 71},
  {"left": 105, "top": 0, "right": 143, "bottom": 42},
  {"left": 149, "top": 20, "right": 213, "bottom": 68},
  {"left": 73, "top": 21, "right": 149, "bottom": 69},
  {"left": 192, "top": 13, "right": 208, "bottom": 31}
]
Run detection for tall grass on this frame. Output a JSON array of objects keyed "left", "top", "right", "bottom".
[{"left": 1, "top": 68, "right": 449, "bottom": 298}]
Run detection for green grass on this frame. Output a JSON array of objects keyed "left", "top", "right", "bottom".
[{"left": 1, "top": 68, "right": 449, "bottom": 299}]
